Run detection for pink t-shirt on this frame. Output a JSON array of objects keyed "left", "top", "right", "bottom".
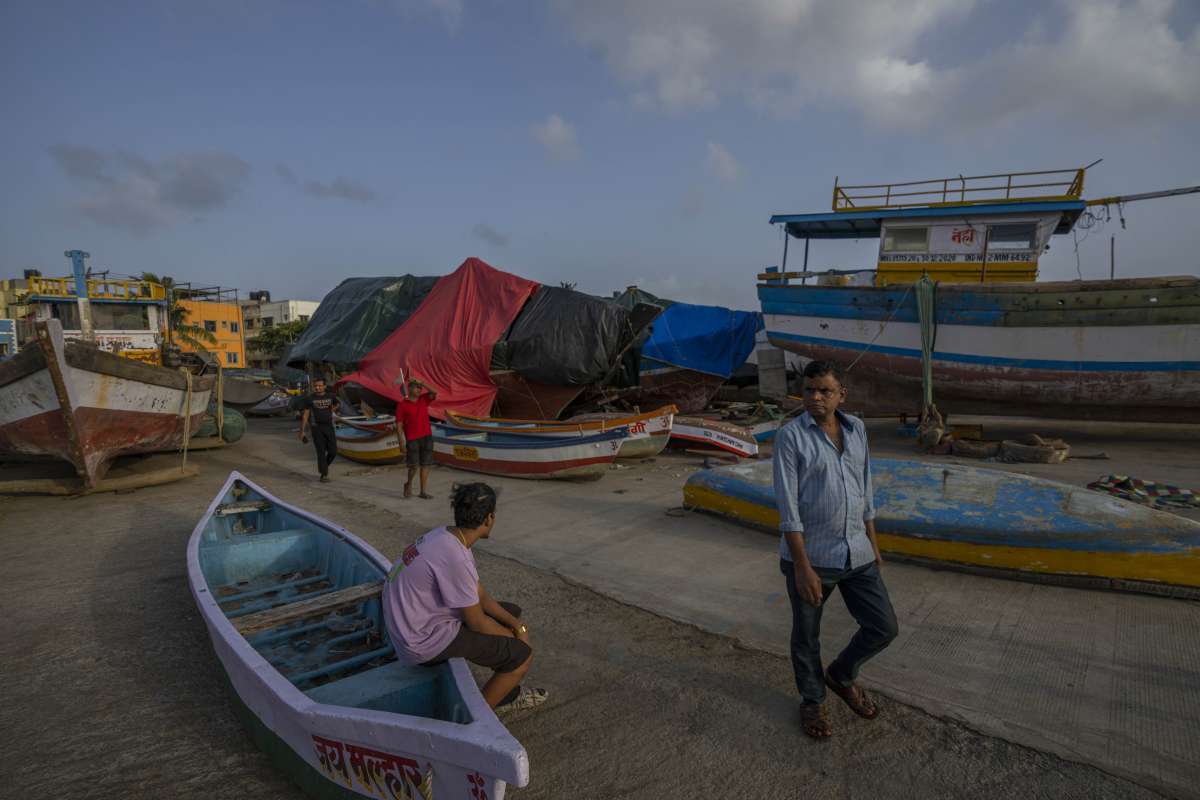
[{"left": 383, "top": 527, "right": 479, "bottom": 665}]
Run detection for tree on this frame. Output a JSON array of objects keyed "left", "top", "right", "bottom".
[
  {"left": 139, "top": 272, "right": 217, "bottom": 352},
  {"left": 247, "top": 319, "right": 308, "bottom": 357}
]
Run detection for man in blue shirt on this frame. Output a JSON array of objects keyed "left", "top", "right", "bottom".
[{"left": 773, "top": 360, "right": 898, "bottom": 739}]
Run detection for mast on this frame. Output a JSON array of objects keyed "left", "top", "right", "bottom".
[{"left": 64, "top": 250, "right": 94, "bottom": 343}]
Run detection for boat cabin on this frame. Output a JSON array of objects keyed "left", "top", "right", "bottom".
[{"left": 768, "top": 168, "right": 1089, "bottom": 286}]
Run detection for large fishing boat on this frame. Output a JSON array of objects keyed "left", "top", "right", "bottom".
[
  {"left": 0, "top": 319, "right": 213, "bottom": 487},
  {"left": 759, "top": 168, "right": 1200, "bottom": 422}
]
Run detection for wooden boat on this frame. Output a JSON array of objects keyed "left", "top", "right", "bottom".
[
  {"left": 670, "top": 416, "right": 759, "bottom": 458},
  {"left": 432, "top": 426, "right": 627, "bottom": 480},
  {"left": 247, "top": 389, "right": 294, "bottom": 417},
  {"left": 443, "top": 405, "right": 676, "bottom": 460},
  {"left": 335, "top": 424, "right": 405, "bottom": 465},
  {"left": 0, "top": 320, "right": 213, "bottom": 488},
  {"left": 220, "top": 375, "right": 277, "bottom": 411},
  {"left": 188, "top": 472, "right": 529, "bottom": 799},
  {"left": 763, "top": 168, "right": 1200, "bottom": 423},
  {"left": 684, "top": 459, "right": 1200, "bottom": 591},
  {"left": 336, "top": 414, "right": 397, "bottom": 433},
  {"left": 623, "top": 363, "right": 726, "bottom": 415}
]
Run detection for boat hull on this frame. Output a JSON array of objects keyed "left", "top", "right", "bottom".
[
  {"left": 433, "top": 429, "right": 625, "bottom": 480},
  {"left": 188, "top": 472, "right": 528, "bottom": 799},
  {"left": 0, "top": 321, "right": 213, "bottom": 486},
  {"left": 335, "top": 425, "right": 406, "bottom": 465},
  {"left": 445, "top": 406, "right": 676, "bottom": 461},
  {"left": 759, "top": 277, "right": 1200, "bottom": 422},
  {"left": 624, "top": 362, "right": 725, "bottom": 414},
  {"left": 684, "top": 458, "right": 1200, "bottom": 590},
  {"left": 670, "top": 417, "right": 759, "bottom": 458}
]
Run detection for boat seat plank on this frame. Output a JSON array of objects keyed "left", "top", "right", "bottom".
[
  {"left": 215, "top": 500, "right": 273, "bottom": 516},
  {"left": 233, "top": 581, "right": 384, "bottom": 636}
]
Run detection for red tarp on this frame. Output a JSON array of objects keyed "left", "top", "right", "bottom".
[{"left": 341, "top": 258, "right": 540, "bottom": 418}]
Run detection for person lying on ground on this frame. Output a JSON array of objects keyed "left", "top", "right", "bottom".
[{"left": 382, "top": 481, "right": 548, "bottom": 712}]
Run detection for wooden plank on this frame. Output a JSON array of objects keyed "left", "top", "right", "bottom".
[
  {"left": 233, "top": 581, "right": 384, "bottom": 636},
  {"left": 215, "top": 500, "right": 272, "bottom": 516}
]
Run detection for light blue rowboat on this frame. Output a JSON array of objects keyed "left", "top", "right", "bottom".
[
  {"left": 684, "top": 458, "right": 1200, "bottom": 594},
  {"left": 188, "top": 472, "right": 528, "bottom": 799}
]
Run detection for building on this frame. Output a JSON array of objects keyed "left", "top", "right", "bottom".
[
  {"left": 0, "top": 267, "right": 167, "bottom": 363},
  {"left": 241, "top": 292, "right": 320, "bottom": 369},
  {"left": 176, "top": 286, "right": 247, "bottom": 368}
]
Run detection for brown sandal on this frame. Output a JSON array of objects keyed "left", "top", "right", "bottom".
[
  {"left": 824, "top": 670, "right": 878, "bottom": 719},
  {"left": 800, "top": 703, "right": 832, "bottom": 739}
]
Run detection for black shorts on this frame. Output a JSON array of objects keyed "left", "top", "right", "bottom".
[
  {"left": 406, "top": 435, "right": 434, "bottom": 467},
  {"left": 421, "top": 602, "right": 531, "bottom": 673}
]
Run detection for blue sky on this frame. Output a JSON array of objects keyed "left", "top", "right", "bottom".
[{"left": 2, "top": 0, "right": 1198, "bottom": 310}]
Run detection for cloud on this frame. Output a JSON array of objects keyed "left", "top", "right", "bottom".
[
  {"left": 705, "top": 141, "right": 739, "bottom": 183},
  {"left": 48, "top": 144, "right": 250, "bottom": 235},
  {"left": 274, "top": 163, "right": 297, "bottom": 184},
  {"left": 552, "top": 0, "right": 1200, "bottom": 130},
  {"left": 302, "top": 176, "right": 381, "bottom": 205},
  {"left": 532, "top": 113, "right": 580, "bottom": 161},
  {"left": 472, "top": 223, "right": 510, "bottom": 247}
]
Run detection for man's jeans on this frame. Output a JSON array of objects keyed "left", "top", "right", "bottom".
[{"left": 780, "top": 558, "right": 899, "bottom": 704}]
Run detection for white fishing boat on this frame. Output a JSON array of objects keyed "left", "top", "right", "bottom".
[
  {"left": 188, "top": 472, "right": 529, "bottom": 799},
  {"left": 432, "top": 426, "right": 627, "bottom": 480},
  {"left": 443, "top": 405, "right": 676, "bottom": 460}
]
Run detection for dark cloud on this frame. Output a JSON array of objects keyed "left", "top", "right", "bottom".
[
  {"left": 472, "top": 222, "right": 510, "bottom": 247},
  {"left": 274, "top": 163, "right": 297, "bottom": 184},
  {"left": 48, "top": 144, "right": 251, "bottom": 235},
  {"left": 302, "top": 176, "right": 380, "bottom": 205}
]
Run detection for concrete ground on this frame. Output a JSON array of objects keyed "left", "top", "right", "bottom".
[{"left": 1, "top": 415, "right": 1197, "bottom": 799}]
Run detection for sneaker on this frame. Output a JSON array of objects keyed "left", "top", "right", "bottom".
[
  {"left": 319, "top": 475, "right": 330, "bottom": 483},
  {"left": 496, "top": 686, "right": 548, "bottom": 714}
]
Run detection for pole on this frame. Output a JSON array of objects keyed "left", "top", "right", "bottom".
[
  {"left": 781, "top": 227, "right": 789, "bottom": 272},
  {"left": 801, "top": 238, "right": 810, "bottom": 285},
  {"left": 1110, "top": 235, "right": 1115, "bottom": 280},
  {"left": 65, "top": 250, "right": 94, "bottom": 342}
]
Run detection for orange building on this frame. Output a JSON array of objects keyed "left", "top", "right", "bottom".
[{"left": 177, "top": 298, "right": 247, "bottom": 367}]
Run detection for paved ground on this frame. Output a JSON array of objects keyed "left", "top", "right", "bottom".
[{"left": 1, "top": 415, "right": 1197, "bottom": 799}]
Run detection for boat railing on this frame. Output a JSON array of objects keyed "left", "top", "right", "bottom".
[
  {"left": 832, "top": 168, "right": 1086, "bottom": 212},
  {"left": 25, "top": 276, "right": 168, "bottom": 302}
]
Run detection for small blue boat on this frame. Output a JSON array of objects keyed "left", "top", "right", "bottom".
[
  {"left": 684, "top": 459, "right": 1200, "bottom": 593},
  {"left": 188, "top": 472, "right": 528, "bottom": 799}
]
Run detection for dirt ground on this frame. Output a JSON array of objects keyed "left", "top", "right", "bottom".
[{"left": 0, "top": 442, "right": 1171, "bottom": 800}]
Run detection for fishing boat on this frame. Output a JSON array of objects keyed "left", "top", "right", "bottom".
[
  {"left": 220, "top": 375, "right": 277, "bottom": 411},
  {"left": 0, "top": 320, "right": 213, "bottom": 488},
  {"left": 336, "top": 414, "right": 397, "bottom": 433},
  {"left": 432, "top": 426, "right": 627, "bottom": 480},
  {"left": 684, "top": 459, "right": 1200, "bottom": 592},
  {"left": 335, "top": 425, "right": 405, "bottom": 465},
  {"left": 670, "top": 417, "right": 759, "bottom": 458},
  {"left": 247, "top": 389, "right": 294, "bottom": 417},
  {"left": 443, "top": 405, "right": 676, "bottom": 460},
  {"left": 761, "top": 167, "right": 1200, "bottom": 422},
  {"left": 188, "top": 472, "right": 529, "bottom": 799}
]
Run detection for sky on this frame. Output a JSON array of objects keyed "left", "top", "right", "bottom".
[{"left": 2, "top": 0, "right": 1198, "bottom": 310}]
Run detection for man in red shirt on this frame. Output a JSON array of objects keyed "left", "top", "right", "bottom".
[{"left": 397, "top": 377, "right": 438, "bottom": 499}]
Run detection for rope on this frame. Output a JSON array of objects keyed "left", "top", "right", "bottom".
[
  {"left": 845, "top": 283, "right": 914, "bottom": 373},
  {"left": 179, "top": 368, "right": 193, "bottom": 471}
]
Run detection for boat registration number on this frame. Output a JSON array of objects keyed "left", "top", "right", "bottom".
[{"left": 453, "top": 445, "right": 480, "bottom": 461}]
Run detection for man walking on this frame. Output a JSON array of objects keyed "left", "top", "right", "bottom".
[
  {"left": 382, "top": 482, "right": 548, "bottom": 712},
  {"left": 396, "top": 377, "right": 438, "bottom": 499},
  {"left": 773, "top": 360, "right": 898, "bottom": 739},
  {"left": 299, "top": 377, "right": 338, "bottom": 482}
]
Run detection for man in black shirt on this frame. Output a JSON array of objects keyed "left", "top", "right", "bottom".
[{"left": 299, "top": 378, "right": 339, "bottom": 482}]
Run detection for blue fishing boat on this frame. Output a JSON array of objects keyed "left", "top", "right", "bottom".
[
  {"left": 188, "top": 472, "right": 529, "bottom": 799},
  {"left": 684, "top": 459, "right": 1200, "bottom": 593}
]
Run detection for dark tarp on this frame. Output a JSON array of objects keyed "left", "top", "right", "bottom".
[
  {"left": 491, "top": 286, "right": 660, "bottom": 386},
  {"left": 614, "top": 287, "right": 763, "bottom": 379},
  {"left": 285, "top": 275, "right": 438, "bottom": 369}
]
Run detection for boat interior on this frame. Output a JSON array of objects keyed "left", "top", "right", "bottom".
[{"left": 197, "top": 479, "right": 471, "bottom": 724}]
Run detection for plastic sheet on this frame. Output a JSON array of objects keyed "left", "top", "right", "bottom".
[{"left": 285, "top": 275, "right": 438, "bottom": 369}]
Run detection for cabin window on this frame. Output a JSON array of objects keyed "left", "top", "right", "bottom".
[
  {"left": 204, "top": 320, "right": 217, "bottom": 333},
  {"left": 51, "top": 303, "right": 82, "bottom": 329},
  {"left": 882, "top": 226, "right": 929, "bottom": 252},
  {"left": 90, "top": 303, "right": 150, "bottom": 330},
  {"left": 987, "top": 223, "right": 1038, "bottom": 250}
]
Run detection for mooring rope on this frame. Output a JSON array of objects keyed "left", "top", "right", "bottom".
[{"left": 180, "top": 368, "right": 193, "bottom": 471}]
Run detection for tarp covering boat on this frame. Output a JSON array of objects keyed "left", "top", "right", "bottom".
[
  {"left": 286, "top": 275, "right": 439, "bottom": 369},
  {"left": 342, "top": 259, "right": 539, "bottom": 418},
  {"left": 491, "top": 286, "right": 658, "bottom": 387},
  {"left": 614, "top": 288, "right": 763, "bottom": 379}
]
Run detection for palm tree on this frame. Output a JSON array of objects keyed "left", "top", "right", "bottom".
[{"left": 139, "top": 272, "right": 217, "bottom": 353}]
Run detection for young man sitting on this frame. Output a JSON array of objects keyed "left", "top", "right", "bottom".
[{"left": 382, "top": 482, "right": 549, "bottom": 712}]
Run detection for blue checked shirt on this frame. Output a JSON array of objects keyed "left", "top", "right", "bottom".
[{"left": 773, "top": 410, "right": 877, "bottom": 569}]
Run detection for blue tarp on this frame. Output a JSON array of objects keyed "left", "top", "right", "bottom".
[{"left": 641, "top": 301, "right": 763, "bottom": 379}]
